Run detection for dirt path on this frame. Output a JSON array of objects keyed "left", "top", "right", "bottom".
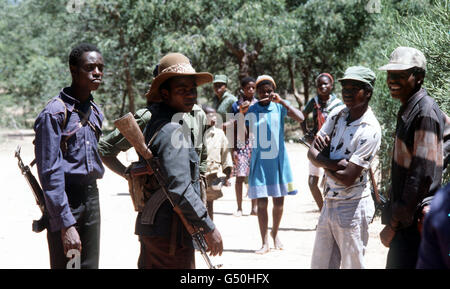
[{"left": 0, "top": 130, "right": 388, "bottom": 269}]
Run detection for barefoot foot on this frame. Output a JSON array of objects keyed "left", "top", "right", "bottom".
[
  {"left": 270, "top": 231, "right": 284, "bottom": 250},
  {"left": 255, "top": 243, "right": 270, "bottom": 254}
]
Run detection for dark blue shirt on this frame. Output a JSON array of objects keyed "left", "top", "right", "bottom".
[
  {"left": 33, "top": 87, "right": 104, "bottom": 232},
  {"left": 416, "top": 183, "right": 450, "bottom": 269}
]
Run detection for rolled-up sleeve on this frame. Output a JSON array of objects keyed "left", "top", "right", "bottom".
[
  {"left": 152, "top": 123, "right": 215, "bottom": 233},
  {"left": 34, "top": 112, "right": 75, "bottom": 232}
]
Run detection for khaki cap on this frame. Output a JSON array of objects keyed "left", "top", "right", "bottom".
[{"left": 378, "top": 46, "right": 426, "bottom": 71}]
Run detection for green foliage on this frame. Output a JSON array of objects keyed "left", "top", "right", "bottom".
[
  {"left": 345, "top": 0, "right": 449, "bottom": 190},
  {"left": 0, "top": 0, "right": 448, "bottom": 185}
]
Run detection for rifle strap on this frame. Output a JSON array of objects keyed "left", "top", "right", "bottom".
[
  {"left": 369, "top": 167, "right": 381, "bottom": 204},
  {"left": 53, "top": 97, "right": 69, "bottom": 129}
]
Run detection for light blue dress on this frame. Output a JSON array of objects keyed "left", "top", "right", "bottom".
[{"left": 246, "top": 101, "right": 297, "bottom": 199}]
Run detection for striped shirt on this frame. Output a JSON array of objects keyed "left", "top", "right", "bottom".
[{"left": 387, "top": 88, "right": 446, "bottom": 229}]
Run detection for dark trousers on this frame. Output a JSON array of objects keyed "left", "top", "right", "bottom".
[
  {"left": 386, "top": 223, "right": 421, "bottom": 269},
  {"left": 138, "top": 236, "right": 195, "bottom": 269},
  {"left": 47, "top": 182, "right": 101, "bottom": 269}
]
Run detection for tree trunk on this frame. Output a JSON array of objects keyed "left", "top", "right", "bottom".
[
  {"left": 301, "top": 67, "right": 311, "bottom": 106},
  {"left": 119, "top": 28, "right": 135, "bottom": 114},
  {"left": 120, "top": 88, "right": 126, "bottom": 117},
  {"left": 224, "top": 41, "right": 262, "bottom": 82},
  {"left": 123, "top": 54, "right": 135, "bottom": 114},
  {"left": 287, "top": 59, "right": 303, "bottom": 109}
]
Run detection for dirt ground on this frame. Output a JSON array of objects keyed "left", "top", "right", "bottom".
[{"left": 0, "top": 129, "right": 388, "bottom": 269}]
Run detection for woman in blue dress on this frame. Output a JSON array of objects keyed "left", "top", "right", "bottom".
[{"left": 247, "top": 75, "right": 305, "bottom": 254}]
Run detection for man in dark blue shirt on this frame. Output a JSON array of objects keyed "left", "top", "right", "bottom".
[
  {"left": 33, "top": 43, "right": 105, "bottom": 269},
  {"left": 416, "top": 183, "right": 450, "bottom": 269}
]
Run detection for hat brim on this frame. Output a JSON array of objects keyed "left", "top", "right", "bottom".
[
  {"left": 378, "top": 63, "right": 415, "bottom": 71},
  {"left": 146, "top": 72, "right": 213, "bottom": 102},
  {"left": 338, "top": 76, "right": 373, "bottom": 88}
]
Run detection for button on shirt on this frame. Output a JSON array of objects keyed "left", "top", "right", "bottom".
[
  {"left": 318, "top": 106, "right": 381, "bottom": 200},
  {"left": 33, "top": 88, "right": 104, "bottom": 232}
]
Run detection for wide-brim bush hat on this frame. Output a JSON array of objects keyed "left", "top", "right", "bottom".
[{"left": 145, "top": 53, "right": 213, "bottom": 102}]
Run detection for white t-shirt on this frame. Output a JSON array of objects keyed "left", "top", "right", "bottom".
[{"left": 318, "top": 106, "right": 381, "bottom": 200}]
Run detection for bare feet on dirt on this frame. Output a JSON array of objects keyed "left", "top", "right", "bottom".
[{"left": 271, "top": 231, "right": 284, "bottom": 250}]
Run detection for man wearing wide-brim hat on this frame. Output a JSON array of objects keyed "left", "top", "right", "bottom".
[
  {"left": 308, "top": 66, "right": 382, "bottom": 268},
  {"left": 136, "top": 53, "right": 223, "bottom": 269},
  {"left": 378, "top": 46, "right": 446, "bottom": 269}
]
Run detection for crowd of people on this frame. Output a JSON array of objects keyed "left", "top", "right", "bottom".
[{"left": 32, "top": 43, "right": 449, "bottom": 269}]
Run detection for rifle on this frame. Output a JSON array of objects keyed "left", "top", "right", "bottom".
[
  {"left": 298, "top": 136, "right": 312, "bottom": 149},
  {"left": 368, "top": 168, "right": 387, "bottom": 221},
  {"left": 114, "top": 112, "right": 221, "bottom": 269},
  {"left": 15, "top": 146, "right": 48, "bottom": 233}
]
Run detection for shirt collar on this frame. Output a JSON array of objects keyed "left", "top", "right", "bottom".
[
  {"left": 60, "top": 87, "right": 94, "bottom": 112},
  {"left": 399, "top": 88, "right": 426, "bottom": 123},
  {"left": 256, "top": 101, "right": 276, "bottom": 111},
  {"left": 342, "top": 106, "right": 376, "bottom": 127},
  {"left": 315, "top": 93, "right": 336, "bottom": 106}
]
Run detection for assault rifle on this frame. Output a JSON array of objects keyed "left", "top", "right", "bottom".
[
  {"left": 15, "top": 146, "right": 48, "bottom": 233},
  {"left": 114, "top": 113, "right": 221, "bottom": 269}
]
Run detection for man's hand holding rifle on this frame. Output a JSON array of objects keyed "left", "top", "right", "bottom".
[{"left": 114, "top": 112, "right": 222, "bottom": 269}]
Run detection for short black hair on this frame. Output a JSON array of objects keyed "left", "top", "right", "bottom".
[
  {"left": 411, "top": 67, "right": 426, "bottom": 79},
  {"left": 69, "top": 43, "right": 100, "bottom": 67},
  {"left": 241, "top": 76, "right": 256, "bottom": 88}
]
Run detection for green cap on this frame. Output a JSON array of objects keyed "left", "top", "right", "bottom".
[
  {"left": 213, "top": 74, "right": 228, "bottom": 84},
  {"left": 338, "top": 66, "right": 376, "bottom": 88}
]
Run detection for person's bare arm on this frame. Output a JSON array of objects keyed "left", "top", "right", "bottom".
[
  {"left": 272, "top": 93, "right": 305, "bottom": 123},
  {"left": 325, "top": 161, "right": 364, "bottom": 187},
  {"left": 307, "top": 134, "right": 346, "bottom": 172}
]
